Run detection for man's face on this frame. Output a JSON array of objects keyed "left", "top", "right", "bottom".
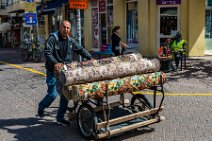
[{"left": 59, "top": 21, "right": 71, "bottom": 39}]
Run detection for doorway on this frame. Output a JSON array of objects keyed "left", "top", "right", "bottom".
[{"left": 157, "top": 6, "right": 180, "bottom": 48}]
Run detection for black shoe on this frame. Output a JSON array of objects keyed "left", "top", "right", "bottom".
[
  {"left": 57, "top": 119, "right": 70, "bottom": 126},
  {"left": 38, "top": 109, "right": 44, "bottom": 117}
]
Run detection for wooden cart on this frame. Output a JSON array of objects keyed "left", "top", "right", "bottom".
[{"left": 65, "top": 75, "right": 165, "bottom": 139}]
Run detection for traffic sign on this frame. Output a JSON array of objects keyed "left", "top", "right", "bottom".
[
  {"left": 24, "top": 13, "right": 38, "bottom": 25},
  {"left": 25, "top": 2, "right": 36, "bottom": 12}
]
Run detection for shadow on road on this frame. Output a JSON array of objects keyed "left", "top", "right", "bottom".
[
  {"left": 0, "top": 117, "right": 83, "bottom": 141},
  {"left": 167, "top": 58, "right": 212, "bottom": 81},
  {"left": 0, "top": 116, "right": 155, "bottom": 141}
]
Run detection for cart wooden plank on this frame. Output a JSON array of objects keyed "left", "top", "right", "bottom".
[
  {"left": 96, "top": 116, "right": 165, "bottom": 139},
  {"left": 96, "top": 106, "right": 164, "bottom": 129}
]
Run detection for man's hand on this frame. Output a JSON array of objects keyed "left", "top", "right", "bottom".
[
  {"left": 54, "top": 63, "right": 63, "bottom": 74},
  {"left": 81, "top": 58, "right": 95, "bottom": 66}
]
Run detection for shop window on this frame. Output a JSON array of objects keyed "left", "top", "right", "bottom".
[
  {"left": 207, "top": 0, "right": 212, "bottom": 7},
  {"left": 91, "top": 7, "right": 99, "bottom": 48},
  {"left": 205, "top": 9, "right": 212, "bottom": 38},
  {"left": 107, "top": 3, "right": 113, "bottom": 44},
  {"left": 7, "top": 0, "right": 13, "bottom": 5},
  {"left": 91, "top": 0, "right": 113, "bottom": 49},
  {"left": 126, "top": 1, "right": 138, "bottom": 49}
]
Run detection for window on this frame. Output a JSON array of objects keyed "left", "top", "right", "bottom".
[
  {"left": 160, "top": 7, "right": 178, "bottom": 36},
  {"left": 7, "top": 0, "right": 13, "bottom": 5},
  {"left": 91, "top": 0, "right": 113, "bottom": 49},
  {"left": 207, "top": 0, "right": 212, "bottom": 7},
  {"left": 206, "top": 9, "right": 212, "bottom": 38},
  {"left": 107, "top": 2, "right": 113, "bottom": 44},
  {"left": 126, "top": 0, "right": 138, "bottom": 49}
]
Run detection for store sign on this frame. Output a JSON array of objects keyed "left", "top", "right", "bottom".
[
  {"left": 24, "top": 13, "right": 38, "bottom": 25},
  {"left": 69, "top": 0, "right": 88, "bottom": 9},
  {"left": 24, "top": 2, "right": 36, "bottom": 12},
  {"left": 99, "top": 0, "right": 106, "bottom": 13},
  {"left": 157, "top": 0, "right": 181, "bottom": 5}
]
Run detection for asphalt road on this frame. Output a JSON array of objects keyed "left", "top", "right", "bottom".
[{"left": 0, "top": 48, "right": 212, "bottom": 141}]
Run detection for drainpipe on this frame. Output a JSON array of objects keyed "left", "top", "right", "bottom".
[{"left": 76, "top": 9, "right": 82, "bottom": 61}]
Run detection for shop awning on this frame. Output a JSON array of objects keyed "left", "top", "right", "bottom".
[
  {"left": 161, "top": 9, "right": 177, "bottom": 17},
  {"left": 37, "top": 0, "right": 68, "bottom": 14},
  {"left": 0, "top": 22, "right": 11, "bottom": 33}
]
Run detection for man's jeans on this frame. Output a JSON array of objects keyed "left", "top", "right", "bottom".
[{"left": 38, "top": 70, "right": 68, "bottom": 121}]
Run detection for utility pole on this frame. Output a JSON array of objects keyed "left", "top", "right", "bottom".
[{"left": 69, "top": 0, "right": 88, "bottom": 62}]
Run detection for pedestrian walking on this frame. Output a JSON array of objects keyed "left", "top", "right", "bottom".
[
  {"left": 38, "top": 20, "right": 93, "bottom": 126},
  {"left": 111, "top": 26, "right": 128, "bottom": 56}
]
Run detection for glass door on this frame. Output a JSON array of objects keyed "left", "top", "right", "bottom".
[{"left": 159, "top": 7, "right": 179, "bottom": 46}]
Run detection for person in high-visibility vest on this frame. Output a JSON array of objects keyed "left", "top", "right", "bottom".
[{"left": 170, "top": 32, "right": 186, "bottom": 69}]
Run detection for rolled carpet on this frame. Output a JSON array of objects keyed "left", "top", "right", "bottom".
[
  {"left": 59, "top": 54, "right": 160, "bottom": 86},
  {"left": 62, "top": 71, "right": 166, "bottom": 101}
]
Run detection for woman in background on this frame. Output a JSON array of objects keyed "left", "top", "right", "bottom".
[{"left": 111, "top": 26, "right": 128, "bottom": 56}]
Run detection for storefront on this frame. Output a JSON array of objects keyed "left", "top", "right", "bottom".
[
  {"left": 156, "top": 0, "right": 180, "bottom": 48},
  {"left": 90, "top": 0, "right": 113, "bottom": 50},
  {"left": 126, "top": 0, "right": 138, "bottom": 51},
  {"left": 154, "top": 0, "right": 205, "bottom": 57}
]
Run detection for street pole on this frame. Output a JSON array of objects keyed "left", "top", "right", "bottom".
[{"left": 76, "top": 9, "right": 82, "bottom": 62}]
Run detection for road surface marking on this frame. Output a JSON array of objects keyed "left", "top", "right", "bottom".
[
  {"left": 0, "top": 61, "right": 46, "bottom": 77},
  {"left": 132, "top": 91, "right": 212, "bottom": 96}
]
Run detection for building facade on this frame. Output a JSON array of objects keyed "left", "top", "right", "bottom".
[
  {"left": 84, "top": 0, "right": 206, "bottom": 57},
  {"left": 0, "top": 0, "right": 208, "bottom": 57}
]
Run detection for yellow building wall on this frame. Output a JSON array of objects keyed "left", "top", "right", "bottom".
[
  {"left": 149, "top": 0, "right": 157, "bottom": 57},
  {"left": 83, "top": 0, "right": 206, "bottom": 56},
  {"left": 138, "top": 0, "right": 149, "bottom": 56},
  {"left": 113, "top": 0, "right": 127, "bottom": 43},
  {"left": 180, "top": 0, "right": 188, "bottom": 46},
  {"left": 137, "top": 0, "right": 157, "bottom": 57},
  {"left": 188, "top": 0, "right": 205, "bottom": 56}
]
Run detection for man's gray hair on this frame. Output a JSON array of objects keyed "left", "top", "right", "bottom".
[{"left": 59, "top": 20, "right": 71, "bottom": 26}]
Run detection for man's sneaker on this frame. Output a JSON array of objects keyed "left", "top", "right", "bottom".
[
  {"left": 57, "top": 119, "right": 70, "bottom": 126},
  {"left": 38, "top": 109, "right": 44, "bottom": 117}
]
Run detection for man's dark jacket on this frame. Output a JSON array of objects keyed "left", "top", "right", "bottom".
[{"left": 44, "top": 31, "right": 92, "bottom": 72}]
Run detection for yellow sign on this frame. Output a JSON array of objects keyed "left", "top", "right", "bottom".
[
  {"left": 24, "top": 2, "right": 36, "bottom": 12},
  {"left": 69, "top": 0, "right": 88, "bottom": 9}
]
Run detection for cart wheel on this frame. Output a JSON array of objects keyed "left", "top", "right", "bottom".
[
  {"left": 33, "top": 49, "right": 42, "bottom": 63},
  {"left": 131, "top": 94, "right": 152, "bottom": 112},
  {"left": 77, "top": 103, "right": 98, "bottom": 139}
]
